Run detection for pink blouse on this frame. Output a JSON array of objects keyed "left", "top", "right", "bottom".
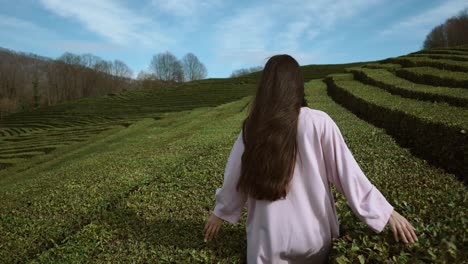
[{"left": 212, "top": 107, "right": 394, "bottom": 263}]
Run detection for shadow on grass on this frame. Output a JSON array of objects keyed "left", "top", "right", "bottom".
[{"left": 99, "top": 203, "right": 248, "bottom": 262}]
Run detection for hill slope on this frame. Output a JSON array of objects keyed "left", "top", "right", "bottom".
[
  {"left": 324, "top": 45, "right": 468, "bottom": 184},
  {"left": 0, "top": 47, "right": 467, "bottom": 262},
  {"left": 0, "top": 62, "right": 366, "bottom": 171},
  {"left": 0, "top": 80, "right": 466, "bottom": 263}
]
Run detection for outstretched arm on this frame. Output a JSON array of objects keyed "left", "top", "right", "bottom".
[
  {"left": 321, "top": 114, "right": 393, "bottom": 233},
  {"left": 212, "top": 129, "right": 248, "bottom": 224},
  {"left": 204, "top": 130, "right": 247, "bottom": 242}
]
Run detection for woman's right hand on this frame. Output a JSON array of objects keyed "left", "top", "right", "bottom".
[{"left": 388, "top": 209, "right": 418, "bottom": 244}]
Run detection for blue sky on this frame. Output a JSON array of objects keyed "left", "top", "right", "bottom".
[{"left": 0, "top": 0, "right": 466, "bottom": 78}]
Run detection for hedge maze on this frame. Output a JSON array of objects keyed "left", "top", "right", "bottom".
[
  {"left": 0, "top": 78, "right": 256, "bottom": 170},
  {"left": 325, "top": 45, "right": 468, "bottom": 185},
  {"left": 0, "top": 47, "right": 466, "bottom": 263}
]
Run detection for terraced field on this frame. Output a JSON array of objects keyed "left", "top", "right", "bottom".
[
  {"left": 0, "top": 78, "right": 256, "bottom": 171},
  {"left": 348, "top": 67, "right": 468, "bottom": 107},
  {"left": 0, "top": 49, "right": 466, "bottom": 263},
  {"left": 326, "top": 46, "right": 468, "bottom": 185},
  {"left": 0, "top": 62, "right": 365, "bottom": 172},
  {"left": 0, "top": 80, "right": 466, "bottom": 263},
  {"left": 385, "top": 55, "right": 468, "bottom": 72},
  {"left": 395, "top": 67, "right": 468, "bottom": 88}
]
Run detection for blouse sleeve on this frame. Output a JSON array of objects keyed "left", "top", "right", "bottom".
[
  {"left": 212, "top": 129, "right": 248, "bottom": 224},
  {"left": 320, "top": 114, "right": 393, "bottom": 233}
]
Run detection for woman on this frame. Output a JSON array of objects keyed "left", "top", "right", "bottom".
[{"left": 203, "top": 54, "right": 418, "bottom": 263}]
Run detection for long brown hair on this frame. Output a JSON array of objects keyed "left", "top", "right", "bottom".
[{"left": 236, "top": 54, "right": 308, "bottom": 201}]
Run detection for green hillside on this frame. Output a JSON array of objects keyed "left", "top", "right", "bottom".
[
  {"left": 0, "top": 49, "right": 467, "bottom": 263},
  {"left": 240, "top": 61, "right": 369, "bottom": 83},
  {"left": 0, "top": 62, "right": 365, "bottom": 171},
  {"left": 325, "top": 45, "right": 468, "bottom": 184}
]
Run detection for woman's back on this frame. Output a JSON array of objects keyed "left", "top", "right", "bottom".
[
  {"left": 244, "top": 107, "right": 338, "bottom": 263},
  {"left": 213, "top": 106, "right": 394, "bottom": 263}
]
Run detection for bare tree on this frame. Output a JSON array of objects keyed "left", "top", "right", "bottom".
[
  {"left": 113, "top": 60, "right": 133, "bottom": 79},
  {"left": 173, "top": 59, "right": 184, "bottom": 82},
  {"left": 0, "top": 48, "right": 141, "bottom": 119},
  {"left": 80, "top": 53, "right": 101, "bottom": 68},
  {"left": 0, "top": 48, "right": 139, "bottom": 119},
  {"left": 150, "top": 51, "right": 184, "bottom": 82},
  {"left": 58, "top": 52, "right": 82, "bottom": 65},
  {"left": 423, "top": 24, "right": 447, "bottom": 49},
  {"left": 446, "top": 9, "right": 468, "bottom": 47},
  {"left": 58, "top": 52, "right": 80, "bottom": 100},
  {"left": 182, "top": 53, "right": 207, "bottom": 81},
  {"left": 93, "top": 60, "right": 113, "bottom": 75},
  {"left": 423, "top": 8, "right": 468, "bottom": 49}
]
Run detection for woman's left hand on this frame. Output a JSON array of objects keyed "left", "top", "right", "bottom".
[{"left": 203, "top": 213, "right": 223, "bottom": 242}]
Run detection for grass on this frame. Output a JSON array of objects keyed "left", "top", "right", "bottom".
[
  {"left": 1, "top": 79, "right": 466, "bottom": 263},
  {"left": 411, "top": 49, "right": 468, "bottom": 56},
  {"left": 385, "top": 56, "right": 468, "bottom": 72},
  {"left": 347, "top": 67, "right": 468, "bottom": 107},
  {"left": 0, "top": 63, "right": 369, "bottom": 169},
  {"left": 239, "top": 62, "right": 370, "bottom": 83},
  {"left": 395, "top": 67, "right": 468, "bottom": 88},
  {"left": 0, "top": 99, "right": 251, "bottom": 263},
  {"left": 362, "top": 63, "right": 402, "bottom": 70},
  {"left": 308, "top": 79, "right": 467, "bottom": 263},
  {"left": 325, "top": 74, "right": 467, "bottom": 183},
  {"left": 1, "top": 47, "right": 467, "bottom": 262},
  {"left": 409, "top": 53, "right": 468, "bottom": 62},
  {"left": 0, "top": 77, "right": 256, "bottom": 168}
]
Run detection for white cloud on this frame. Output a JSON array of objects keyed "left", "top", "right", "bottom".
[
  {"left": 39, "top": 0, "right": 175, "bottom": 48},
  {"left": 0, "top": 15, "right": 56, "bottom": 37},
  {"left": 151, "top": 0, "right": 222, "bottom": 17},
  {"left": 213, "top": 0, "right": 384, "bottom": 69},
  {"left": 277, "top": 20, "right": 313, "bottom": 51},
  {"left": 53, "top": 40, "right": 122, "bottom": 53},
  {"left": 215, "top": 8, "right": 274, "bottom": 55},
  {"left": 0, "top": 15, "right": 62, "bottom": 50},
  {"left": 0, "top": 15, "right": 127, "bottom": 55},
  {"left": 380, "top": 0, "right": 468, "bottom": 38}
]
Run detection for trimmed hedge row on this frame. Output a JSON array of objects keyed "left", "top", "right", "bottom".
[
  {"left": 241, "top": 62, "right": 369, "bottom": 83},
  {"left": 324, "top": 74, "right": 467, "bottom": 184},
  {"left": 348, "top": 67, "right": 468, "bottom": 107},
  {"left": 0, "top": 124, "right": 118, "bottom": 167},
  {"left": 453, "top": 47, "right": 468, "bottom": 52},
  {"left": 362, "top": 63, "right": 402, "bottom": 71},
  {"left": 409, "top": 54, "right": 468, "bottom": 62},
  {"left": 0, "top": 100, "right": 251, "bottom": 263},
  {"left": 395, "top": 67, "right": 468, "bottom": 88},
  {"left": 1, "top": 79, "right": 467, "bottom": 262},
  {"left": 1, "top": 63, "right": 367, "bottom": 157},
  {"left": 307, "top": 79, "right": 467, "bottom": 263},
  {"left": 0, "top": 76, "right": 259, "bottom": 169},
  {"left": 411, "top": 49, "right": 468, "bottom": 56},
  {"left": 384, "top": 57, "right": 468, "bottom": 72}
]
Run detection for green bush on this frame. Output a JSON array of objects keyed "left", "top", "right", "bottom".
[
  {"left": 409, "top": 53, "right": 468, "bottom": 62},
  {"left": 348, "top": 67, "right": 468, "bottom": 107},
  {"left": 385, "top": 56, "right": 468, "bottom": 72},
  {"left": 324, "top": 74, "right": 467, "bottom": 184},
  {"left": 1, "top": 80, "right": 467, "bottom": 263},
  {"left": 308, "top": 79, "right": 467, "bottom": 263},
  {"left": 362, "top": 63, "right": 402, "bottom": 71},
  {"left": 411, "top": 49, "right": 468, "bottom": 56},
  {"left": 395, "top": 67, "right": 468, "bottom": 88}
]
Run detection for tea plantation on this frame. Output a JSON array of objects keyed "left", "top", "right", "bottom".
[
  {"left": 0, "top": 48, "right": 466, "bottom": 263},
  {"left": 326, "top": 46, "right": 468, "bottom": 185}
]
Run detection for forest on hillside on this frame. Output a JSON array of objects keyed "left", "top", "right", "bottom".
[
  {"left": 0, "top": 49, "right": 208, "bottom": 119},
  {"left": 423, "top": 8, "right": 468, "bottom": 49}
]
